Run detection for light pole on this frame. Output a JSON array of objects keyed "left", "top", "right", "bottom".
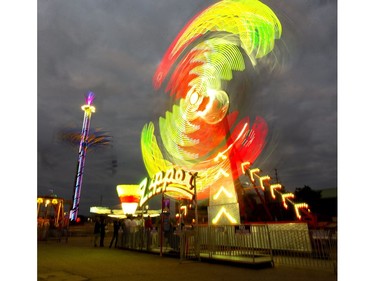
[
  {"left": 192, "top": 172, "right": 200, "bottom": 261},
  {"left": 69, "top": 92, "right": 96, "bottom": 221}
]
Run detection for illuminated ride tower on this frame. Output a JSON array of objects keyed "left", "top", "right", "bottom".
[{"left": 69, "top": 92, "right": 96, "bottom": 221}]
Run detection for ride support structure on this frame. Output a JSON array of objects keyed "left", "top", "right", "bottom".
[{"left": 69, "top": 92, "right": 96, "bottom": 221}]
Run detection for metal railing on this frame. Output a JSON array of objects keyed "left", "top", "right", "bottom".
[{"left": 115, "top": 222, "right": 337, "bottom": 273}]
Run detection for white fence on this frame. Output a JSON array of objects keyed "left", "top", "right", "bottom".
[{"left": 117, "top": 222, "right": 336, "bottom": 273}]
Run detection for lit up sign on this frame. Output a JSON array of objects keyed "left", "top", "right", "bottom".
[
  {"left": 139, "top": 168, "right": 196, "bottom": 206},
  {"left": 212, "top": 207, "right": 238, "bottom": 224}
]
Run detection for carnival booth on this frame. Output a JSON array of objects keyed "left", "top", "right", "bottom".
[{"left": 37, "top": 196, "right": 69, "bottom": 241}]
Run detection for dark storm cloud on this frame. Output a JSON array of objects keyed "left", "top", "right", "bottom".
[
  {"left": 38, "top": 0, "right": 337, "bottom": 215},
  {"left": 251, "top": 0, "right": 337, "bottom": 189}
]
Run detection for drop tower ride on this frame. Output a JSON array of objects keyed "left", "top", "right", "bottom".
[{"left": 69, "top": 92, "right": 96, "bottom": 221}]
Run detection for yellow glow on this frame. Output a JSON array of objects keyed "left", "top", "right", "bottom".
[
  {"left": 213, "top": 123, "right": 249, "bottom": 162},
  {"left": 117, "top": 184, "right": 141, "bottom": 197},
  {"left": 117, "top": 184, "right": 141, "bottom": 215},
  {"left": 37, "top": 198, "right": 43, "bottom": 204},
  {"left": 212, "top": 207, "right": 238, "bottom": 224},
  {"left": 139, "top": 168, "right": 196, "bottom": 205},
  {"left": 214, "top": 168, "right": 229, "bottom": 180},
  {"left": 270, "top": 184, "right": 282, "bottom": 199},
  {"left": 89, "top": 206, "right": 111, "bottom": 214},
  {"left": 81, "top": 104, "right": 96, "bottom": 113},
  {"left": 180, "top": 205, "right": 187, "bottom": 216},
  {"left": 259, "top": 176, "right": 271, "bottom": 190},
  {"left": 294, "top": 203, "right": 309, "bottom": 220},
  {"left": 171, "top": 0, "right": 282, "bottom": 63},
  {"left": 197, "top": 89, "right": 229, "bottom": 124},
  {"left": 281, "top": 193, "right": 294, "bottom": 209},
  {"left": 166, "top": 186, "right": 194, "bottom": 200},
  {"left": 121, "top": 202, "right": 138, "bottom": 215},
  {"left": 190, "top": 91, "right": 199, "bottom": 104},
  {"left": 213, "top": 186, "right": 234, "bottom": 200},
  {"left": 241, "top": 162, "right": 251, "bottom": 174},
  {"left": 108, "top": 214, "right": 126, "bottom": 219},
  {"left": 249, "top": 168, "right": 260, "bottom": 183},
  {"left": 52, "top": 199, "right": 58, "bottom": 205},
  {"left": 214, "top": 151, "right": 227, "bottom": 162}
]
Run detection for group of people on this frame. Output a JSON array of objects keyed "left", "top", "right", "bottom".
[
  {"left": 93, "top": 215, "right": 152, "bottom": 248},
  {"left": 92, "top": 214, "right": 194, "bottom": 250},
  {"left": 93, "top": 216, "right": 120, "bottom": 248},
  {"left": 93, "top": 216, "right": 107, "bottom": 247}
]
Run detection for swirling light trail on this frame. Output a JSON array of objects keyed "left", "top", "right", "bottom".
[{"left": 141, "top": 0, "right": 281, "bottom": 204}]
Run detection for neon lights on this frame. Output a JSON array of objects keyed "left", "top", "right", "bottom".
[
  {"left": 241, "top": 162, "right": 251, "bottom": 174},
  {"left": 139, "top": 168, "right": 195, "bottom": 206},
  {"left": 165, "top": 186, "right": 195, "bottom": 200},
  {"left": 214, "top": 168, "right": 229, "bottom": 180},
  {"left": 90, "top": 206, "right": 111, "bottom": 215},
  {"left": 259, "top": 176, "right": 271, "bottom": 190},
  {"left": 117, "top": 184, "right": 141, "bottom": 215},
  {"left": 70, "top": 91, "right": 96, "bottom": 221},
  {"left": 136, "top": 0, "right": 284, "bottom": 225},
  {"left": 281, "top": 193, "right": 295, "bottom": 209},
  {"left": 243, "top": 167, "right": 312, "bottom": 221},
  {"left": 213, "top": 186, "right": 234, "bottom": 200},
  {"left": 270, "top": 183, "right": 282, "bottom": 199},
  {"left": 81, "top": 104, "right": 96, "bottom": 113},
  {"left": 249, "top": 168, "right": 260, "bottom": 183},
  {"left": 85, "top": 91, "right": 95, "bottom": 106},
  {"left": 153, "top": 0, "right": 282, "bottom": 88},
  {"left": 180, "top": 205, "right": 188, "bottom": 216},
  {"left": 140, "top": 0, "right": 280, "bottom": 206},
  {"left": 214, "top": 152, "right": 228, "bottom": 162},
  {"left": 294, "top": 203, "right": 309, "bottom": 220},
  {"left": 212, "top": 207, "right": 238, "bottom": 224}
]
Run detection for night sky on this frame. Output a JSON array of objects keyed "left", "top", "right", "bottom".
[
  {"left": 4, "top": 1, "right": 375, "bottom": 277},
  {"left": 35, "top": 0, "right": 338, "bottom": 216}
]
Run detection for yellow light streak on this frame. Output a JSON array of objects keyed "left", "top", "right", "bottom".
[
  {"left": 180, "top": 205, "right": 187, "bottom": 216},
  {"left": 81, "top": 104, "right": 96, "bottom": 113},
  {"left": 294, "top": 203, "right": 309, "bottom": 220},
  {"left": 166, "top": 186, "right": 194, "bottom": 200},
  {"left": 259, "top": 176, "right": 271, "bottom": 190},
  {"left": 213, "top": 186, "right": 234, "bottom": 200},
  {"left": 249, "top": 168, "right": 260, "bottom": 183},
  {"left": 241, "top": 162, "right": 251, "bottom": 174},
  {"left": 212, "top": 207, "right": 238, "bottom": 224},
  {"left": 269, "top": 184, "right": 282, "bottom": 199},
  {"left": 281, "top": 193, "right": 294, "bottom": 209},
  {"left": 214, "top": 168, "right": 229, "bottom": 180}
]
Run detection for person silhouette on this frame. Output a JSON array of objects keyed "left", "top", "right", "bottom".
[
  {"left": 99, "top": 216, "right": 106, "bottom": 247},
  {"left": 93, "top": 217, "right": 101, "bottom": 247},
  {"left": 109, "top": 219, "right": 120, "bottom": 248}
]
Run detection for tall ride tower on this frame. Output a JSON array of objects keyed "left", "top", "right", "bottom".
[{"left": 69, "top": 92, "right": 96, "bottom": 221}]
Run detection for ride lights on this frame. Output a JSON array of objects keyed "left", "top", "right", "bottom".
[
  {"left": 294, "top": 203, "right": 309, "bottom": 220},
  {"left": 117, "top": 184, "right": 141, "bottom": 215}
]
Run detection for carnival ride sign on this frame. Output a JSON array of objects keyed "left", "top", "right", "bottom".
[{"left": 139, "top": 168, "right": 196, "bottom": 207}]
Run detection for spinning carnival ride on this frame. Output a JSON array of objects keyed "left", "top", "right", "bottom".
[{"left": 118, "top": 0, "right": 315, "bottom": 226}]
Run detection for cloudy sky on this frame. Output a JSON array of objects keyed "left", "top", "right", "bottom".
[{"left": 35, "top": 0, "right": 338, "bottom": 216}]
